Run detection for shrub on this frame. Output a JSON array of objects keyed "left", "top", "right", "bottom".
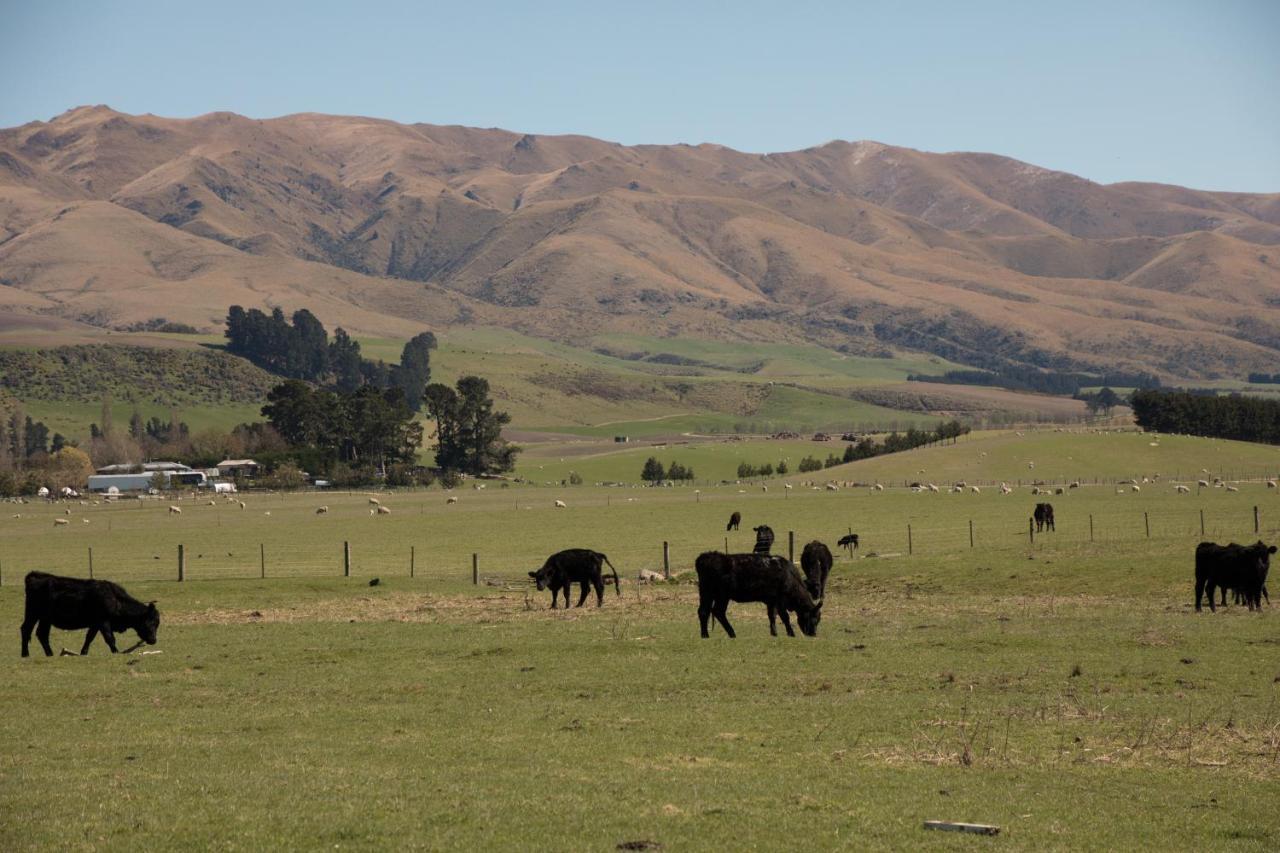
[{"left": 797, "top": 456, "right": 823, "bottom": 473}]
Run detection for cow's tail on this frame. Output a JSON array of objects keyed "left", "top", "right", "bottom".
[{"left": 601, "top": 553, "right": 621, "bottom": 596}]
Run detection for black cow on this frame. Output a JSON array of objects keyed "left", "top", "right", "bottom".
[
  {"left": 726, "top": 511, "right": 741, "bottom": 532},
  {"left": 529, "top": 549, "right": 620, "bottom": 608},
  {"left": 800, "top": 541, "right": 833, "bottom": 600},
  {"left": 836, "top": 533, "right": 859, "bottom": 554},
  {"left": 1034, "top": 502, "right": 1055, "bottom": 533},
  {"left": 1195, "top": 541, "right": 1275, "bottom": 612},
  {"left": 752, "top": 524, "right": 775, "bottom": 555},
  {"left": 695, "top": 551, "right": 822, "bottom": 638},
  {"left": 20, "top": 572, "right": 160, "bottom": 657}
]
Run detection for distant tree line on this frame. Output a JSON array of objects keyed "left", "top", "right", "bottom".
[
  {"left": 0, "top": 406, "right": 91, "bottom": 497},
  {"left": 907, "top": 367, "right": 1160, "bottom": 396},
  {"left": 1130, "top": 389, "right": 1280, "bottom": 445},
  {"left": 225, "top": 306, "right": 435, "bottom": 409},
  {"left": 641, "top": 457, "right": 696, "bottom": 482},
  {"left": 1248, "top": 372, "right": 1280, "bottom": 385}
]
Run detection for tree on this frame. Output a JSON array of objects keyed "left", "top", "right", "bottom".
[
  {"left": 329, "top": 328, "right": 364, "bottom": 392},
  {"left": 641, "top": 457, "right": 666, "bottom": 482},
  {"left": 776, "top": 460, "right": 789, "bottom": 475},
  {"left": 736, "top": 461, "right": 756, "bottom": 479},
  {"left": 1091, "top": 387, "right": 1121, "bottom": 417},
  {"left": 395, "top": 332, "right": 436, "bottom": 412},
  {"left": 45, "top": 447, "right": 94, "bottom": 493},
  {"left": 798, "top": 456, "right": 823, "bottom": 473},
  {"left": 424, "top": 376, "right": 519, "bottom": 474},
  {"left": 262, "top": 381, "right": 329, "bottom": 448}
]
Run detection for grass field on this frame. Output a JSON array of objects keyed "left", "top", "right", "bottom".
[{"left": 3, "top": 435, "right": 1280, "bottom": 850}]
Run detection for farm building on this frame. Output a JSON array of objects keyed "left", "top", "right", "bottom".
[
  {"left": 216, "top": 459, "right": 260, "bottom": 478},
  {"left": 87, "top": 461, "right": 209, "bottom": 492}
]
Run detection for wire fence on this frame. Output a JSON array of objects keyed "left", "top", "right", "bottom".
[{"left": 1, "top": 503, "right": 1275, "bottom": 588}]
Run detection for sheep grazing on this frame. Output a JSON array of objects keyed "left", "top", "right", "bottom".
[
  {"left": 1197, "top": 480, "right": 1210, "bottom": 488},
  {"left": 784, "top": 484, "right": 793, "bottom": 491},
  {"left": 1226, "top": 485, "right": 1239, "bottom": 493},
  {"left": 264, "top": 511, "right": 271, "bottom": 517},
  {"left": 368, "top": 498, "right": 381, "bottom": 506},
  {"left": 376, "top": 505, "right": 391, "bottom": 515},
  {"left": 207, "top": 500, "right": 216, "bottom": 506},
  {"left": 873, "top": 483, "right": 884, "bottom": 491},
  {"left": 970, "top": 486, "right": 981, "bottom": 494},
  {"left": 238, "top": 501, "right": 246, "bottom": 509},
  {"left": 446, "top": 496, "right": 458, "bottom": 505},
  {"left": 168, "top": 506, "right": 182, "bottom": 515},
  {"left": 1000, "top": 485, "right": 1013, "bottom": 495},
  {"left": 53, "top": 518, "right": 68, "bottom": 526},
  {"left": 1176, "top": 484, "right": 1191, "bottom": 494},
  {"left": 825, "top": 483, "right": 839, "bottom": 492},
  {"left": 316, "top": 506, "right": 329, "bottom": 515},
  {"left": 637, "top": 569, "right": 665, "bottom": 583},
  {"left": 1132, "top": 485, "right": 1141, "bottom": 492},
  {"left": 1267, "top": 480, "right": 1277, "bottom": 489},
  {"left": 554, "top": 499, "right": 567, "bottom": 508},
  {"left": 927, "top": 483, "right": 940, "bottom": 493},
  {"left": 64, "top": 508, "right": 71, "bottom": 516}
]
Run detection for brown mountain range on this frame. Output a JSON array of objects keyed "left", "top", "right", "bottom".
[{"left": 2, "top": 106, "right": 1277, "bottom": 378}]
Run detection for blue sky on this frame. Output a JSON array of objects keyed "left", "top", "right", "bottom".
[{"left": 2, "top": 0, "right": 1277, "bottom": 190}]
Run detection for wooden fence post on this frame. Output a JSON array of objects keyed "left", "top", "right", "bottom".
[
  {"left": 1200, "top": 509, "right": 1205, "bottom": 536},
  {"left": 788, "top": 531, "right": 795, "bottom": 563},
  {"left": 343, "top": 541, "right": 350, "bottom": 577},
  {"left": 724, "top": 537, "right": 728, "bottom": 553},
  {"left": 88, "top": 547, "right": 93, "bottom": 579},
  {"left": 969, "top": 520, "right": 974, "bottom": 549},
  {"left": 1255, "top": 506, "right": 1260, "bottom": 534},
  {"left": 410, "top": 545, "right": 415, "bottom": 578},
  {"left": 1028, "top": 518, "right": 1034, "bottom": 545},
  {"left": 260, "top": 543, "right": 265, "bottom": 579},
  {"left": 178, "top": 544, "right": 185, "bottom": 582},
  {"left": 908, "top": 524, "right": 913, "bottom": 555},
  {"left": 1144, "top": 512, "right": 1150, "bottom": 538},
  {"left": 663, "top": 541, "right": 670, "bottom": 579},
  {"left": 1089, "top": 514, "right": 1094, "bottom": 542},
  {"left": 472, "top": 553, "right": 478, "bottom": 585}
]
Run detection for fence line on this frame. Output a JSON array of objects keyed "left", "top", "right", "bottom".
[{"left": 1, "top": 505, "right": 1274, "bottom": 586}]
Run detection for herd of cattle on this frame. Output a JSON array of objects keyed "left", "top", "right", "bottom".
[{"left": 14, "top": 503, "right": 1276, "bottom": 655}]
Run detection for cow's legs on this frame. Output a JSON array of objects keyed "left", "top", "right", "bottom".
[
  {"left": 99, "top": 624, "right": 119, "bottom": 653},
  {"left": 713, "top": 600, "right": 735, "bottom": 638},
  {"left": 766, "top": 604, "right": 778, "bottom": 636},
  {"left": 20, "top": 617, "right": 38, "bottom": 657},
  {"left": 1194, "top": 576, "right": 1206, "bottom": 612},
  {"left": 698, "top": 604, "right": 712, "bottom": 638},
  {"left": 777, "top": 607, "right": 795, "bottom": 637},
  {"left": 575, "top": 581, "right": 590, "bottom": 608},
  {"left": 1206, "top": 582, "right": 1218, "bottom": 612},
  {"left": 35, "top": 620, "right": 54, "bottom": 656},
  {"left": 593, "top": 578, "right": 604, "bottom": 607},
  {"left": 80, "top": 626, "right": 99, "bottom": 655}
]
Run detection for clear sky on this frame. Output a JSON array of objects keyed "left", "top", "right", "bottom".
[{"left": 2, "top": 0, "right": 1277, "bottom": 191}]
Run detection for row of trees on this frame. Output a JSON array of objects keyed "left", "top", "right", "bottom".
[
  {"left": 641, "top": 458, "right": 696, "bottom": 482},
  {"left": 738, "top": 460, "right": 788, "bottom": 478},
  {"left": 1247, "top": 373, "right": 1280, "bottom": 385},
  {"left": 908, "top": 368, "right": 1160, "bottom": 396},
  {"left": 1130, "top": 390, "right": 1280, "bottom": 445},
  {"left": 224, "top": 307, "right": 435, "bottom": 409}
]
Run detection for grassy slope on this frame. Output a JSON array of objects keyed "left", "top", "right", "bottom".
[{"left": 2, "top": 468, "right": 1279, "bottom": 849}]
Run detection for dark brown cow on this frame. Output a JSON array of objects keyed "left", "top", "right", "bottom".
[
  {"left": 529, "top": 549, "right": 620, "bottom": 608},
  {"left": 21, "top": 572, "right": 160, "bottom": 657},
  {"left": 726, "top": 511, "right": 741, "bottom": 531},
  {"left": 800, "top": 541, "right": 833, "bottom": 600},
  {"left": 1034, "top": 503, "right": 1055, "bottom": 533},
  {"left": 1195, "top": 541, "right": 1275, "bottom": 612},
  {"left": 695, "top": 552, "right": 822, "bottom": 638}
]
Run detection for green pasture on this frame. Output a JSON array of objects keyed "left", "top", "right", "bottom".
[
  {"left": 513, "top": 429, "right": 1280, "bottom": 489},
  {"left": 2, "top": 479, "right": 1279, "bottom": 849}
]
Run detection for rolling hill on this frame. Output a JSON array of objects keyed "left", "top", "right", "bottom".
[{"left": 1, "top": 106, "right": 1278, "bottom": 382}]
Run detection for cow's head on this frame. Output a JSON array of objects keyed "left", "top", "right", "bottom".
[
  {"left": 138, "top": 602, "right": 160, "bottom": 645},
  {"left": 1254, "top": 542, "right": 1277, "bottom": 570},
  {"left": 528, "top": 565, "right": 554, "bottom": 591},
  {"left": 797, "top": 597, "right": 822, "bottom": 637}
]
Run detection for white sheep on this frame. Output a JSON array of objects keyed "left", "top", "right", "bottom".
[
  {"left": 368, "top": 497, "right": 381, "bottom": 506},
  {"left": 238, "top": 501, "right": 246, "bottom": 509},
  {"left": 54, "top": 518, "right": 68, "bottom": 526},
  {"left": 1267, "top": 480, "right": 1277, "bottom": 489},
  {"left": 316, "top": 506, "right": 329, "bottom": 514},
  {"left": 970, "top": 486, "right": 981, "bottom": 494},
  {"left": 873, "top": 483, "right": 884, "bottom": 491},
  {"left": 637, "top": 569, "right": 665, "bottom": 583},
  {"left": 376, "top": 505, "right": 391, "bottom": 514},
  {"left": 446, "top": 496, "right": 458, "bottom": 504},
  {"left": 554, "top": 499, "right": 567, "bottom": 508},
  {"left": 1226, "top": 485, "right": 1239, "bottom": 492},
  {"left": 1197, "top": 480, "right": 1210, "bottom": 488},
  {"left": 168, "top": 505, "right": 182, "bottom": 515},
  {"left": 1176, "top": 485, "right": 1190, "bottom": 494}
]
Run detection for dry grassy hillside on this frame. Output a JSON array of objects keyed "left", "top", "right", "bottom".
[{"left": 2, "top": 106, "right": 1278, "bottom": 378}]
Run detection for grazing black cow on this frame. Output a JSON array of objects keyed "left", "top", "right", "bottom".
[
  {"left": 726, "top": 511, "right": 741, "bottom": 532},
  {"left": 752, "top": 524, "right": 775, "bottom": 555},
  {"left": 695, "top": 552, "right": 823, "bottom": 638},
  {"left": 800, "top": 541, "right": 833, "bottom": 600},
  {"left": 1034, "top": 502, "right": 1055, "bottom": 533},
  {"left": 1195, "top": 541, "right": 1275, "bottom": 612},
  {"left": 836, "top": 533, "right": 859, "bottom": 554},
  {"left": 529, "top": 549, "right": 621, "bottom": 608},
  {"left": 696, "top": 550, "right": 824, "bottom": 637},
  {"left": 20, "top": 572, "right": 160, "bottom": 657}
]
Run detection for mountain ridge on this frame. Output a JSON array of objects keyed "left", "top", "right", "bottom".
[{"left": 2, "top": 106, "right": 1278, "bottom": 379}]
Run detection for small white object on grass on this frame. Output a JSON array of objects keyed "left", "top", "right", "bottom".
[{"left": 923, "top": 820, "right": 999, "bottom": 836}]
